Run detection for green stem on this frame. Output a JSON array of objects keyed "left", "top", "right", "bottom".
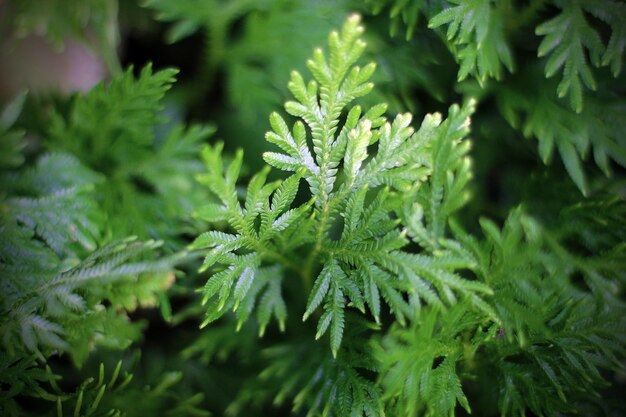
[
  {"left": 301, "top": 206, "right": 329, "bottom": 294},
  {"left": 301, "top": 180, "right": 362, "bottom": 292}
]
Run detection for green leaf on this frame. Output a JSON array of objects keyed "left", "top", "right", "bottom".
[
  {"left": 195, "top": 14, "right": 492, "bottom": 360},
  {"left": 557, "top": 138, "right": 588, "bottom": 196},
  {"left": 303, "top": 262, "right": 333, "bottom": 321},
  {"left": 233, "top": 267, "right": 256, "bottom": 310},
  {"left": 329, "top": 283, "right": 345, "bottom": 358}
]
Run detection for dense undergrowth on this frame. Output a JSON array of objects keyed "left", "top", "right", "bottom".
[{"left": 1, "top": 1, "right": 625, "bottom": 416}]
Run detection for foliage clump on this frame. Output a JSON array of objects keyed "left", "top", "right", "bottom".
[{"left": 1, "top": 2, "right": 625, "bottom": 417}]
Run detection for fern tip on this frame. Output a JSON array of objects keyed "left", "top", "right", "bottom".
[{"left": 347, "top": 13, "right": 361, "bottom": 23}]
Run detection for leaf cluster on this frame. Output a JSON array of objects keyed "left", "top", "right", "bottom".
[
  {"left": 190, "top": 14, "right": 626, "bottom": 417},
  {"left": 194, "top": 16, "right": 493, "bottom": 359},
  {"left": 47, "top": 64, "right": 215, "bottom": 243},
  {"left": 0, "top": 69, "right": 205, "bottom": 415},
  {"left": 368, "top": 0, "right": 626, "bottom": 193},
  {"left": 0, "top": 133, "right": 179, "bottom": 364},
  {"left": 1, "top": 4, "right": 625, "bottom": 417}
]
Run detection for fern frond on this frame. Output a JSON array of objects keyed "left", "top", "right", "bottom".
[
  {"left": 451, "top": 205, "right": 626, "bottom": 415},
  {"left": 429, "top": 0, "right": 514, "bottom": 83},
  {"left": 1, "top": 236, "right": 180, "bottom": 359},
  {"left": 535, "top": 0, "right": 625, "bottom": 113},
  {"left": 1, "top": 141, "right": 181, "bottom": 362},
  {"left": 195, "top": 15, "right": 492, "bottom": 354},
  {"left": 585, "top": 0, "right": 626, "bottom": 77},
  {"left": 7, "top": 186, "right": 100, "bottom": 255},
  {"left": 228, "top": 328, "right": 383, "bottom": 417},
  {"left": 193, "top": 143, "right": 306, "bottom": 332},
  {"left": 45, "top": 64, "right": 214, "bottom": 241},
  {"left": 1, "top": 151, "right": 103, "bottom": 258},
  {"left": 535, "top": 1, "right": 603, "bottom": 113},
  {"left": 401, "top": 100, "right": 474, "bottom": 251},
  {"left": 497, "top": 76, "right": 626, "bottom": 194},
  {"left": 49, "top": 64, "right": 177, "bottom": 167},
  {"left": 377, "top": 305, "right": 476, "bottom": 417},
  {"left": 265, "top": 14, "right": 376, "bottom": 204}
]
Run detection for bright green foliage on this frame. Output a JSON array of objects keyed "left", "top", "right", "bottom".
[
  {"left": 429, "top": 0, "right": 513, "bottom": 83},
  {"left": 48, "top": 64, "right": 215, "bottom": 242},
  {"left": 370, "top": 0, "right": 626, "bottom": 192},
  {"left": 376, "top": 203, "right": 625, "bottom": 417},
  {"left": 194, "top": 15, "right": 492, "bottom": 358},
  {"left": 400, "top": 100, "right": 474, "bottom": 250},
  {"left": 2, "top": 3, "right": 626, "bottom": 417},
  {"left": 191, "top": 143, "right": 304, "bottom": 334},
  {"left": 0, "top": 73, "right": 207, "bottom": 415},
  {"left": 377, "top": 306, "right": 473, "bottom": 417},
  {"left": 191, "top": 15, "right": 625, "bottom": 417}
]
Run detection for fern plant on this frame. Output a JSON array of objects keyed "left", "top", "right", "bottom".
[
  {"left": 0, "top": 65, "right": 205, "bottom": 416},
  {"left": 192, "top": 15, "right": 492, "bottom": 357},
  {"left": 0, "top": 106, "right": 180, "bottom": 366},
  {"left": 46, "top": 64, "right": 214, "bottom": 244},
  {"left": 1, "top": 3, "right": 625, "bottom": 417},
  {"left": 189, "top": 14, "right": 625, "bottom": 417}
]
